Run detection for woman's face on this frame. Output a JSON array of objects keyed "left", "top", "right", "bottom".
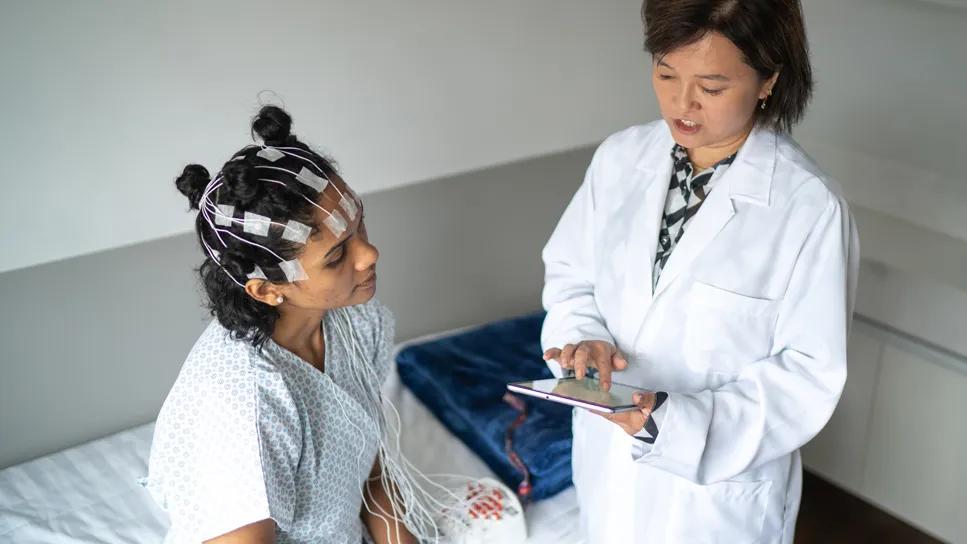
[
  {"left": 250, "top": 176, "right": 379, "bottom": 312},
  {"left": 652, "top": 31, "right": 777, "bottom": 154}
]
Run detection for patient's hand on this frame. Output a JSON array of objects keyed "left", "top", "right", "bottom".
[{"left": 543, "top": 340, "right": 627, "bottom": 391}]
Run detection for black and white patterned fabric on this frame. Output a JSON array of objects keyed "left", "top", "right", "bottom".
[
  {"left": 633, "top": 392, "right": 669, "bottom": 445},
  {"left": 652, "top": 144, "right": 737, "bottom": 290},
  {"left": 633, "top": 145, "right": 736, "bottom": 448}
]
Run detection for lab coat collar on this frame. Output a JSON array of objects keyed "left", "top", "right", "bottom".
[
  {"left": 728, "top": 125, "right": 776, "bottom": 207},
  {"left": 621, "top": 121, "right": 779, "bottom": 332},
  {"left": 635, "top": 122, "right": 776, "bottom": 208}
]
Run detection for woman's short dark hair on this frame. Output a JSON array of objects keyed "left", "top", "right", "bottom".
[
  {"left": 174, "top": 105, "right": 338, "bottom": 348},
  {"left": 642, "top": 0, "right": 813, "bottom": 133}
]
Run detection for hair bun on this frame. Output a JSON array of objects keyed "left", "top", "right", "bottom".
[
  {"left": 221, "top": 161, "right": 262, "bottom": 208},
  {"left": 252, "top": 105, "right": 292, "bottom": 146},
  {"left": 175, "top": 164, "right": 210, "bottom": 210}
]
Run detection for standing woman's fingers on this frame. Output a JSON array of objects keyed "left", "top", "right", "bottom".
[
  {"left": 560, "top": 344, "right": 577, "bottom": 369},
  {"left": 595, "top": 348, "right": 614, "bottom": 391},
  {"left": 573, "top": 344, "right": 591, "bottom": 379},
  {"left": 633, "top": 391, "right": 657, "bottom": 413},
  {"left": 612, "top": 350, "right": 629, "bottom": 370},
  {"left": 543, "top": 348, "right": 562, "bottom": 362}
]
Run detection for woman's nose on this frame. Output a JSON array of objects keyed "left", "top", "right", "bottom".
[
  {"left": 675, "top": 84, "right": 700, "bottom": 112},
  {"left": 354, "top": 239, "right": 379, "bottom": 271}
]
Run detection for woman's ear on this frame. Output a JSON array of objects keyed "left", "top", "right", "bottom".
[
  {"left": 244, "top": 279, "right": 284, "bottom": 307},
  {"left": 760, "top": 68, "right": 781, "bottom": 100}
]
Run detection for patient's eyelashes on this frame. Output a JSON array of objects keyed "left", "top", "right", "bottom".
[{"left": 327, "top": 250, "right": 346, "bottom": 268}]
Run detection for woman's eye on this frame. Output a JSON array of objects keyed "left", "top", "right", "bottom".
[
  {"left": 658, "top": 74, "right": 674, "bottom": 80},
  {"left": 702, "top": 87, "right": 724, "bottom": 96},
  {"left": 326, "top": 251, "right": 346, "bottom": 268}
]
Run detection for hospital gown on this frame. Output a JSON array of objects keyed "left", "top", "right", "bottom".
[{"left": 143, "top": 299, "right": 394, "bottom": 544}]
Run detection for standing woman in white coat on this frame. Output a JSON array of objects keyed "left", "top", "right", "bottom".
[{"left": 541, "top": 1, "right": 859, "bottom": 542}]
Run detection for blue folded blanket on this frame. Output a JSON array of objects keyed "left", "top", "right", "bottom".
[{"left": 395, "top": 312, "right": 573, "bottom": 501}]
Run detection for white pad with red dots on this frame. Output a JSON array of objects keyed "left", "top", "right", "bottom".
[{"left": 440, "top": 478, "right": 527, "bottom": 544}]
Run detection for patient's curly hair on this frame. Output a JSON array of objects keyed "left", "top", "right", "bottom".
[{"left": 174, "top": 105, "right": 338, "bottom": 348}]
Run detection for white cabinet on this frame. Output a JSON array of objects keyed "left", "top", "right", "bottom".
[
  {"left": 862, "top": 343, "right": 967, "bottom": 542},
  {"left": 802, "top": 319, "right": 967, "bottom": 543}
]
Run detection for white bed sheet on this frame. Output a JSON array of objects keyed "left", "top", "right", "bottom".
[
  {"left": 0, "top": 422, "right": 167, "bottom": 543},
  {"left": 0, "top": 356, "right": 580, "bottom": 543}
]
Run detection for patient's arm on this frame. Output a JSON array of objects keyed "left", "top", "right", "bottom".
[
  {"left": 203, "top": 519, "right": 276, "bottom": 544},
  {"left": 362, "top": 458, "right": 417, "bottom": 544}
]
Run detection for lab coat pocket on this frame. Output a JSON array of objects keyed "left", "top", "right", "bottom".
[
  {"left": 683, "top": 282, "right": 778, "bottom": 376},
  {"left": 665, "top": 478, "right": 773, "bottom": 543}
]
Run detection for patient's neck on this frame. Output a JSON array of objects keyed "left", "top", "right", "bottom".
[{"left": 272, "top": 309, "right": 327, "bottom": 371}]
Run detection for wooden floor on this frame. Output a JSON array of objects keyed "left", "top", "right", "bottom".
[{"left": 795, "top": 471, "right": 944, "bottom": 543}]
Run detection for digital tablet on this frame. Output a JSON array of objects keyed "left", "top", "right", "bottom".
[{"left": 506, "top": 377, "right": 642, "bottom": 414}]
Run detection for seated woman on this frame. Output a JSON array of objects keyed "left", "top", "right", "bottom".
[{"left": 144, "top": 106, "right": 435, "bottom": 544}]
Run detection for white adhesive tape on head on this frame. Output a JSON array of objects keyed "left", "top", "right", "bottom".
[
  {"left": 247, "top": 265, "right": 267, "bottom": 280},
  {"left": 243, "top": 211, "right": 271, "bottom": 237},
  {"left": 297, "top": 167, "right": 329, "bottom": 192},
  {"left": 323, "top": 210, "right": 347, "bottom": 238},
  {"left": 281, "top": 219, "right": 311, "bottom": 244},
  {"left": 257, "top": 147, "right": 285, "bottom": 162},
  {"left": 215, "top": 204, "right": 235, "bottom": 226},
  {"left": 339, "top": 194, "right": 358, "bottom": 220},
  {"left": 279, "top": 259, "right": 309, "bottom": 282}
]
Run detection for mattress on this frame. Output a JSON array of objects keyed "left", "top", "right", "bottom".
[{"left": 0, "top": 347, "right": 580, "bottom": 543}]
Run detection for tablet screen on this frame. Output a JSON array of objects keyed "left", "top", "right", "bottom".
[{"left": 507, "top": 377, "right": 641, "bottom": 411}]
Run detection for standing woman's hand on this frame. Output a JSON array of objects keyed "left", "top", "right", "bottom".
[
  {"left": 542, "top": 340, "right": 628, "bottom": 391},
  {"left": 597, "top": 391, "right": 658, "bottom": 436}
]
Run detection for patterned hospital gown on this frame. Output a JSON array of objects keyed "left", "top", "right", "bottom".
[{"left": 143, "top": 299, "right": 394, "bottom": 543}]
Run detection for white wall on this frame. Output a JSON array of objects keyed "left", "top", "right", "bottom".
[
  {"left": 0, "top": 0, "right": 651, "bottom": 273},
  {"left": 798, "top": 0, "right": 967, "bottom": 241},
  {"left": 3, "top": 0, "right": 965, "bottom": 274}
]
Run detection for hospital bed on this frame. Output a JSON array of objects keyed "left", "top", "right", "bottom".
[{"left": 0, "top": 322, "right": 581, "bottom": 543}]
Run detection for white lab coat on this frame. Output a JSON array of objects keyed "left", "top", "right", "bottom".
[{"left": 541, "top": 121, "right": 859, "bottom": 544}]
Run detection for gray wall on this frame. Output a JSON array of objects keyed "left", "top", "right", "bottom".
[
  {"left": 0, "top": 235, "right": 209, "bottom": 468},
  {"left": 797, "top": 0, "right": 967, "bottom": 242},
  {"left": 0, "top": 146, "right": 593, "bottom": 469}
]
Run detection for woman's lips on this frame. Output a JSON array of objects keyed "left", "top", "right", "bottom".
[
  {"left": 674, "top": 118, "right": 701, "bottom": 135},
  {"left": 356, "top": 273, "right": 377, "bottom": 290}
]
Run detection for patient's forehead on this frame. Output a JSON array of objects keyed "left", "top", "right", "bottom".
[{"left": 302, "top": 174, "right": 361, "bottom": 254}]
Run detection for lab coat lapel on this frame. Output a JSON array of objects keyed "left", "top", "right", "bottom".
[
  {"left": 617, "top": 135, "right": 673, "bottom": 344},
  {"left": 652, "top": 168, "right": 735, "bottom": 298},
  {"left": 652, "top": 127, "right": 777, "bottom": 298}
]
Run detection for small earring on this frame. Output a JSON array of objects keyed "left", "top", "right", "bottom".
[
  {"left": 761, "top": 91, "right": 772, "bottom": 111},
  {"left": 276, "top": 296, "right": 284, "bottom": 304}
]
